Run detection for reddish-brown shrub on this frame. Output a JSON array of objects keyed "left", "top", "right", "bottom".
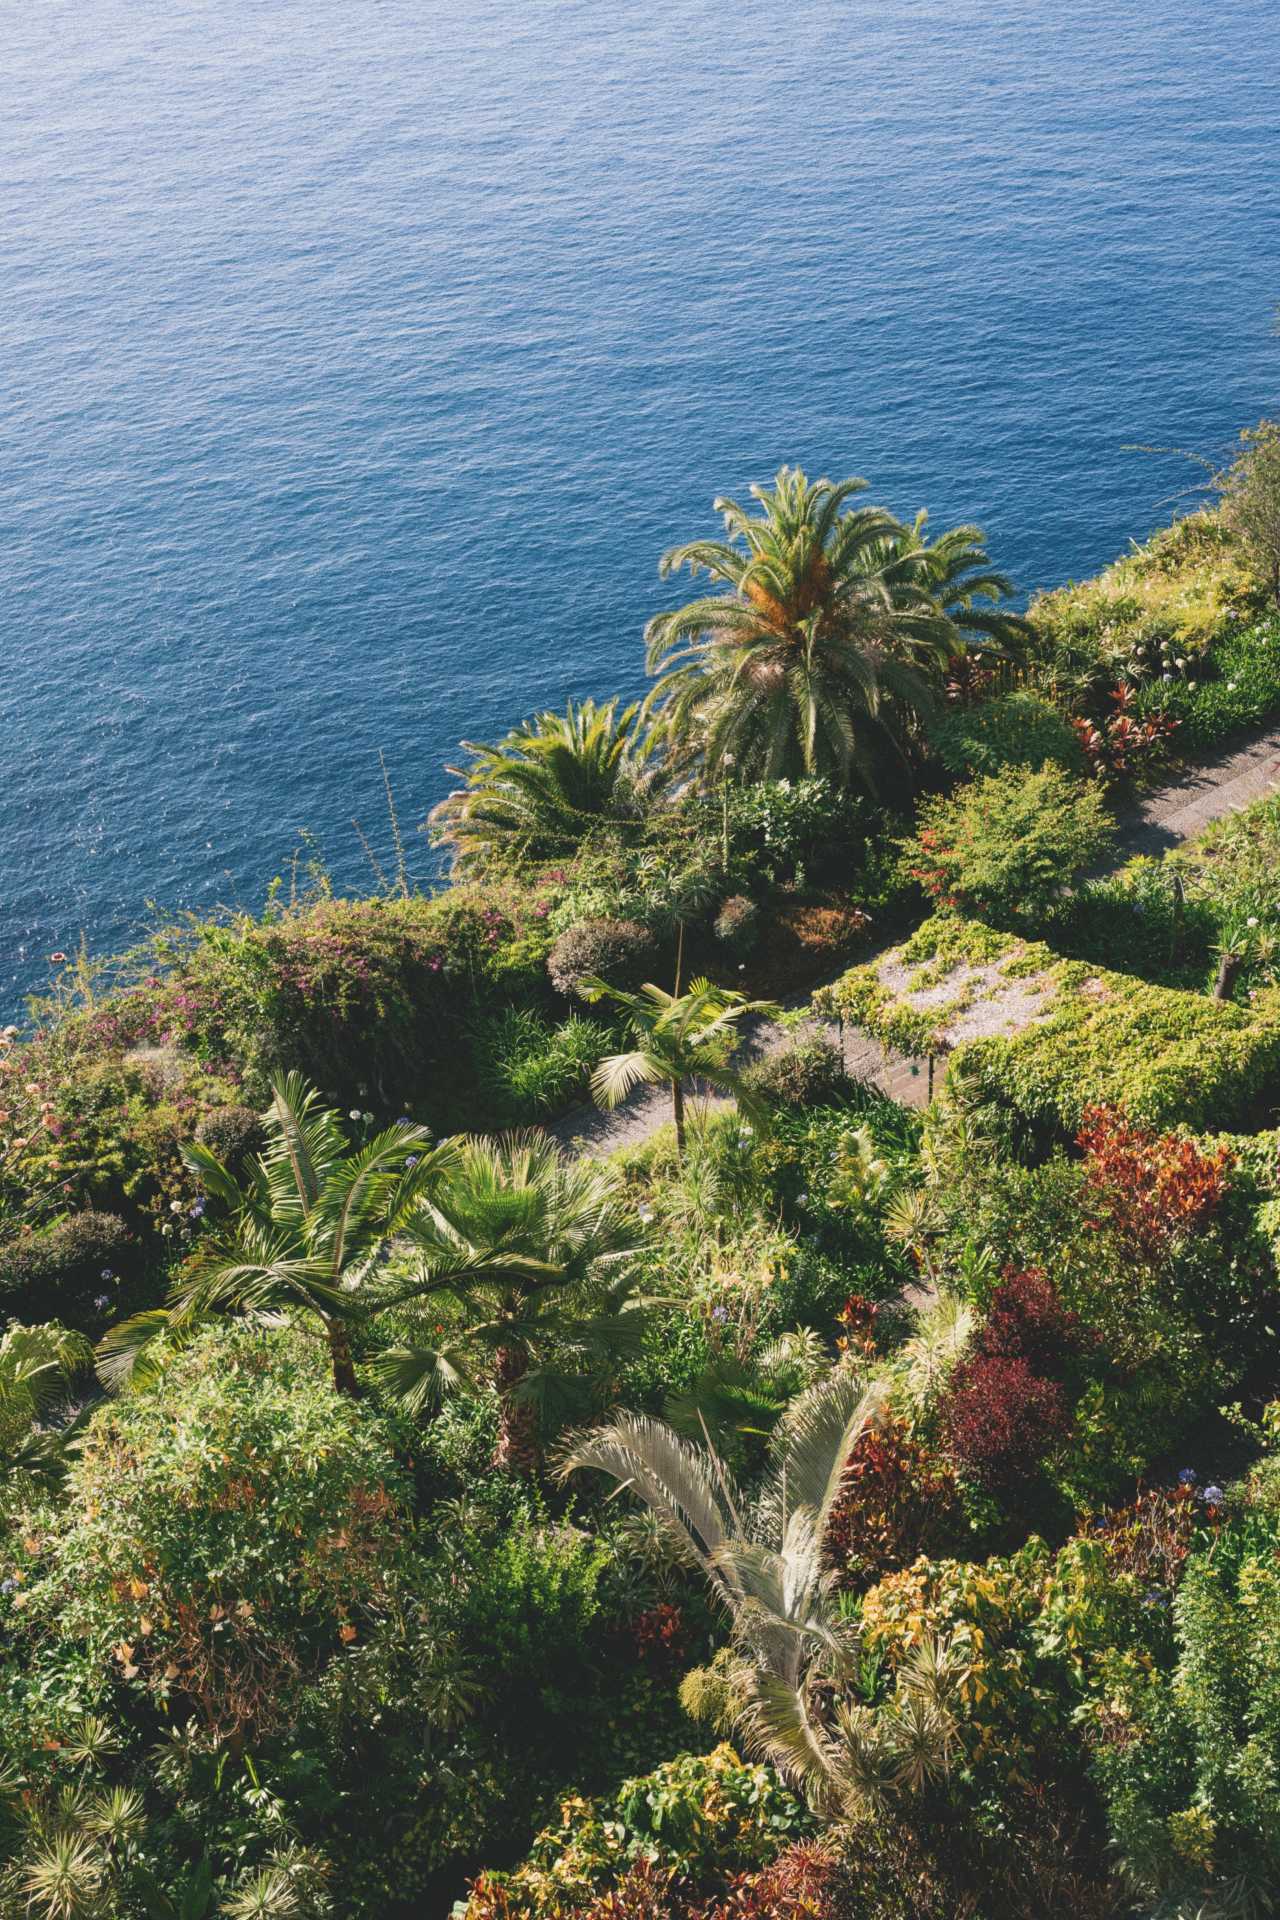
[
  {"left": 941, "top": 1353, "right": 1071, "bottom": 1492},
  {"left": 1077, "top": 1103, "right": 1231, "bottom": 1260},
  {"left": 979, "top": 1268, "right": 1088, "bottom": 1375},
  {"left": 585, "top": 1859, "right": 682, "bottom": 1919},
  {"left": 1084, "top": 1479, "right": 1223, "bottom": 1594},
  {"left": 823, "top": 1413, "right": 960, "bottom": 1590},
  {"left": 629, "top": 1601, "right": 686, "bottom": 1662},
  {"left": 702, "top": 1842, "right": 842, "bottom": 1918}
]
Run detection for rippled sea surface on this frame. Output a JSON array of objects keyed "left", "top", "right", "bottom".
[{"left": 2, "top": 0, "right": 1278, "bottom": 1008}]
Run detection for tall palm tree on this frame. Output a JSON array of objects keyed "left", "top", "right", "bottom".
[
  {"left": 0, "top": 1320, "right": 92, "bottom": 1502},
  {"left": 372, "top": 1134, "right": 647, "bottom": 1472},
  {"left": 429, "top": 697, "right": 655, "bottom": 870},
  {"left": 99, "top": 1076, "right": 456, "bottom": 1397},
  {"left": 643, "top": 467, "right": 963, "bottom": 789},
  {"left": 558, "top": 1367, "right": 964, "bottom": 1816},
  {"left": 580, "top": 976, "right": 779, "bottom": 1157}
]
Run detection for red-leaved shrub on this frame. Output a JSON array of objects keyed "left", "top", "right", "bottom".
[
  {"left": 1077, "top": 1104, "right": 1231, "bottom": 1261},
  {"left": 585, "top": 1859, "right": 681, "bottom": 1920},
  {"left": 941, "top": 1354, "right": 1070, "bottom": 1492},
  {"left": 1085, "top": 1480, "right": 1223, "bottom": 1595},
  {"left": 629, "top": 1602, "right": 686, "bottom": 1662},
  {"left": 979, "top": 1267, "right": 1088, "bottom": 1374},
  {"left": 703, "top": 1842, "right": 843, "bottom": 1918},
  {"left": 823, "top": 1414, "right": 960, "bottom": 1590}
]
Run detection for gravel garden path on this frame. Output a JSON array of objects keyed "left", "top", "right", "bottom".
[{"left": 549, "top": 721, "right": 1280, "bottom": 1155}]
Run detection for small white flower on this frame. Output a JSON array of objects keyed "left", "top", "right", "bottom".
[
  {"left": 169, "top": 1199, "right": 182, "bottom": 1213},
  {"left": 349, "top": 1108, "right": 361, "bottom": 1121},
  {"left": 1228, "top": 680, "right": 1238, "bottom": 690},
  {"left": 1248, "top": 916, "right": 1259, "bottom": 928},
  {"left": 638, "top": 1204, "right": 655, "bottom": 1224},
  {"left": 1175, "top": 657, "right": 1186, "bottom": 668},
  {"left": 1187, "top": 680, "right": 1197, "bottom": 689},
  {"left": 363, "top": 1110, "right": 374, "bottom": 1124},
  {"left": 1162, "top": 672, "right": 1173, "bottom": 683}
]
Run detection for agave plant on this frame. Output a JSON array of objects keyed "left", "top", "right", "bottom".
[
  {"left": 99, "top": 1075, "right": 457, "bottom": 1397},
  {"left": 644, "top": 467, "right": 966, "bottom": 790},
  {"left": 429, "top": 697, "right": 656, "bottom": 869},
  {"left": 580, "top": 975, "right": 779, "bottom": 1157}
]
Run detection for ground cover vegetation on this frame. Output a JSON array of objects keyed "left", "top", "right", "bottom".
[{"left": 5, "top": 430, "right": 1280, "bottom": 1915}]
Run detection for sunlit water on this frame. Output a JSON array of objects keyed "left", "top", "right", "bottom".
[{"left": 2, "top": 0, "right": 1278, "bottom": 1009}]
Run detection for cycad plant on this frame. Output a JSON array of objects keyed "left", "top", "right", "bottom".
[
  {"left": 644, "top": 467, "right": 964, "bottom": 789},
  {"left": 99, "top": 1075, "right": 456, "bottom": 1397},
  {"left": 0, "top": 1321, "right": 92, "bottom": 1504},
  {"left": 373, "top": 1133, "right": 647, "bottom": 1471},
  {"left": 429, "top": 697, "right": 654, "bottom": 869},
  {"left": 580, "top": 976, "right": 779, "bottom": 1158},
  {"left": 559, "top": 1367, "right": 966, "bottom": 1816}
]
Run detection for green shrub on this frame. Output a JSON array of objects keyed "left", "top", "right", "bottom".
[
  {"left": 713, "top": 894, "right": 760, "bottom": 958},
  {"left": 722, "top": 777, "right": 880, "bottom": 888},
  {"left": 194, "top": 1101, "right": 266, "bottom": 1168},
  {"left": 472, "top": 1008, "right": 614, "bottom": 1121},
  {"left": 548, "top": 917, "right": 660, "bottom": 999},
  {"left": 929, "top": 692, "right": 1087, "bottom": 779},
  {"left": 742, "top": 1038, "right": 853, "bottom": 1111},
  {"left": 1219, "top": 418, "right": 1280, "bottom": 609},
  {"left": 1084, "top": 1470, "right": 1280, "bottom": 1909},
  {"left": 1031, "top": 511, "right": 1263, "bottom": 683},
  {"left": 11, "top": 1323, "right": 406, "bottom": 1744},
  {"left": 0, "top": 1209, "right": 134, "bottom": 1329},
  {"left": 463, "top": 1744, "right": 813, "bottom": 1916},
  {"left": 904, "top": 765, "right": 1115, "bottom": 926},
  {"left": 1132, "top": 613, "right": 1280, "bottom": 751},
  {"left": 128, "top": 887, "right": 557, "bottom": 1124}
]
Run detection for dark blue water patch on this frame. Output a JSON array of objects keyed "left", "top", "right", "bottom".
[{"left": 1, "top": 0, "right": 1278, "bottom": 1008}]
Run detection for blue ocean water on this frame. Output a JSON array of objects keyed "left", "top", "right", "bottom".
[{"left": 2, "top": 0, "right": 1278, "bottom": 1012}]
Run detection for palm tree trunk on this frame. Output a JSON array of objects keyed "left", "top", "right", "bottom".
[
  {"left": 325, "top": 1318, "right": 360, "bottom": 1397},
  {"left": 1214, "top": 950, "right": 1243, "bottom": 1001},
  {"left": 672, "top": 1078, "right": 686, "bottom": 1159},
  {"left": 493, "top": 1343, "right": 539, "bottom": 1474}
]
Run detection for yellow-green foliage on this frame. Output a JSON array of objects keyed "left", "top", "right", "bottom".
[
  {"left": 823, "top": 914, "right": 1280, "bottom": 1132},
  {"left": 960, "top": 973, "right": 1280, "bottom": 1133},
  {"left": 859, "top": 1544, "right": 1056, "bottom": 1786},
  {"left": 1031, "top": 511, "right": 1263, "bottom": 667},
  {"left": 463, "top": 1744, "right": 811, "bottom": 1916}
]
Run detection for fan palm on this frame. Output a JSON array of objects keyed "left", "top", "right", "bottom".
[
  {"left": 0, "top": 1320, "right": 92, "bottom": 1501},
  {"left": 580, "top": 976, "right": 779, "bottom": 1157},
  {"left": 372, "top": 1133, "right": 647, "bottom": 1472},
  {"left": 429, "top": 697, "right": 654, "bottom": 870},
  {"left": 644, "top": 467, "right": 964, "bottom": 789},
  {"left": 558, "top": 1367, "right": 960, "bottom": 1815},
  {"left": 99, "top": 1075, "right": 456, "bottom": 1397}
]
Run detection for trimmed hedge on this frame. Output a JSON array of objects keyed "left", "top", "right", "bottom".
[
  {"left": 960, "top": 978, "right": 1280, "bottom": 1134},
  {"left": 547, "top": 916, "right": 659, "bottom": 1000},
  {"left": 821, "top": 914, "right": 1280, "bottom": 1134}
]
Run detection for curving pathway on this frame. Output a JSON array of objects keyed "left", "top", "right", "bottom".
[{"left": 549, "top": 721, "right": 1280, "bottom": 1155}]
